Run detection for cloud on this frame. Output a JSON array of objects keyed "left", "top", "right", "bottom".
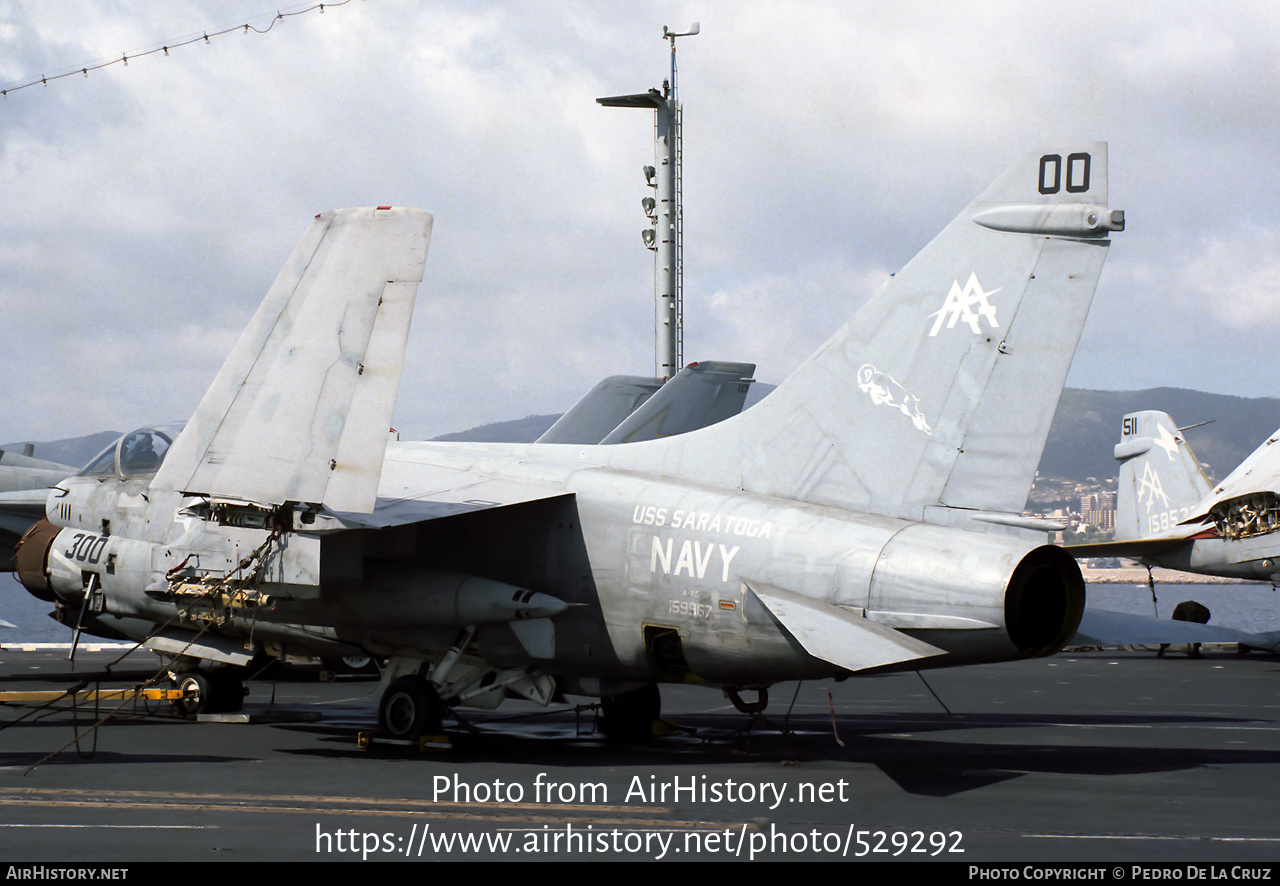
[
  {"left": 1183, "top": 226, "right": 1280, "bottom": 329},
  {"left": 6, "top": 1, "right": 1280, "bottom": 441}
]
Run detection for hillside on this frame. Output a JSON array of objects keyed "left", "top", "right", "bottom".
[
  {"left": 1039, "top": 388, "right": 1280, "bottom": 485},
  {"left": 10, "top": 386, "right": 1280, "bottom": 488}
]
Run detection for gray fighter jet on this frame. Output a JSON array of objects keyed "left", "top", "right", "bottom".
[{"left": 10, "top": 143, "right": 1124, "bottom": 738}]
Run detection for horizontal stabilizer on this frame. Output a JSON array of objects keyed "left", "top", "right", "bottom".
[
  {"left": 0, "top": 450, "right": 76, "bottom": 499},
  {"left": 1066, "top": 537, "right": 1196, "bottom": 559},
  {"left": 152, "top": 208, "right": 432, "bottom": 512},
  {"left": 748, "top": 582, "right": 945, "bottom": 673},
  {"left": 0, "top": 450, "right": 77, "bottom": 474}
]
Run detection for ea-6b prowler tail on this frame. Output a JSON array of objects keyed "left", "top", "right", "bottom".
[{"left": 1114, "top": 411, "right": 1214, "bottom": 541}]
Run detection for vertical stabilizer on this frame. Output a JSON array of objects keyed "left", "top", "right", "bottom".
[
  {"left": 1114, "top": 411, "right": 1213, "bottom": 540},
  {"left": 610, "top": 145, "right": 1122, "bottom": 522}
]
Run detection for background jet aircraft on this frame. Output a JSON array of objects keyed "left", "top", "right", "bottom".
[
  {"left": 536, "top": 361, "right": 755, "bottom": 444},
  {"left": 0, "top": 448, "right": 78, "bottom": 550},
  {"left": 11, "top": 143, "right": 1123, "bottom": 740},
  {"left": 598, "top": 361, "right": 755, "bottom": 443},
  {"left": 536, "top": 376, "right": 662, "bottom": 444},
  {"left": 0, "top": 448, "right": 77, "bottom": 492},
  {"left": 1072, "top": 409, "right": 1280, "bottom": 583}
]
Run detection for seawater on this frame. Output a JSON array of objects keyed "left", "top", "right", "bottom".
[{"left": 1086, "top": 581, "right": 1280, "bottom": 634}]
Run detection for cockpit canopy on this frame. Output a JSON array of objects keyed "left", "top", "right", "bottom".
[{"left": 78, "top": 423, "right": 185, "bottom": 479}]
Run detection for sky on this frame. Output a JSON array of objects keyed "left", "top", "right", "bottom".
[{"left": 3, "top": 0, "right": 1280, "bottom": 444}]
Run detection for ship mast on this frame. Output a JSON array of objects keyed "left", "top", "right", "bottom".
[{"left": 597, "top": 23, "right": 699, "bottom": 381}]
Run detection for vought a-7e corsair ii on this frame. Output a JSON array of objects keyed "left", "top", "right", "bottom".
[{"left": 10, "top": 145, "right": 1124, "bottom": 739}]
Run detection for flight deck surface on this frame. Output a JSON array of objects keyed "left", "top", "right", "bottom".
[{"left": 2, "top": 645, "right": 1279, "bottom": 862}]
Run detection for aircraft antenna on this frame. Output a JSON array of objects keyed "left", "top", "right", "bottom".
[{"left": 597, "top": 23, "right": 699, "bottom": 380}]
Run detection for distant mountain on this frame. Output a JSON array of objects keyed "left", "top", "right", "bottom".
[
  {"left": 12, "top": 387, "right": 1279, "bottom": 488},
  {"left": 429, "top": 382, "right": 779, "bottom": 444},
  {"left": 432, "top": 386, "right": 1280, "bottom": 488},
  {"left": 1, "top": 431, "right": 119, "bottom": 471},
  {"left": 1038, "top": 388, "right": 1280, "bottom": 485},
  {"left": 430, "top": 415, "right": 558, "bottom": 443}
]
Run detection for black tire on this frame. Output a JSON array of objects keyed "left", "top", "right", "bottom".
[
  {"left": 378, "top": 676, "right": 443, "bottom": 738},
  {"left": 600, "top": 684, "right": 660, "bottom": 739},
  {"left": 171, "top": 669, "right": 244, "bottom": 716},
  {"left": 207, "top": 669, "right": 245, "bottom": 713},
  {"left": 172, "top": 672, "right": 211, "bottom": 717}
]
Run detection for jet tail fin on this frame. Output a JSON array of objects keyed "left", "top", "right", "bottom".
[
  {"left": 536, "top": 375, "right": 663, "bottom": 444},
  {"left": 151, "top": 208, "right": 433, "bottom": 513},
  {"left": 1114, "top": 411, "right": 1213, "bottom": 540},
  {"left": 614, "top": 144, "right": 1122, "bottom": 522},
  {"left": 539, "top": 361, "right": 756, "bottom": 445},
  {"left": 601, "top": 361, "right": 755, "bottom": 444}
]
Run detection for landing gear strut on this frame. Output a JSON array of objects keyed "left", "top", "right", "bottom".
[{"left": 726, "top": 687, "right": 768, "bottom": 714}]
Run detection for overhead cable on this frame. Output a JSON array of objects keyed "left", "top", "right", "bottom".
[{"left": 2, "top": 1, "right": 354, "bottom": 99}]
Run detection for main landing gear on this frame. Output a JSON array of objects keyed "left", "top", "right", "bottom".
[
  {"left": 600, "top": 683, "right": 661, "bottom": 740},
  {"left": 378, "top": 675, "right": 444, "bottom": 739},
  {"left": 170, "top": 668, "right": 245, "bottom": 716}
]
